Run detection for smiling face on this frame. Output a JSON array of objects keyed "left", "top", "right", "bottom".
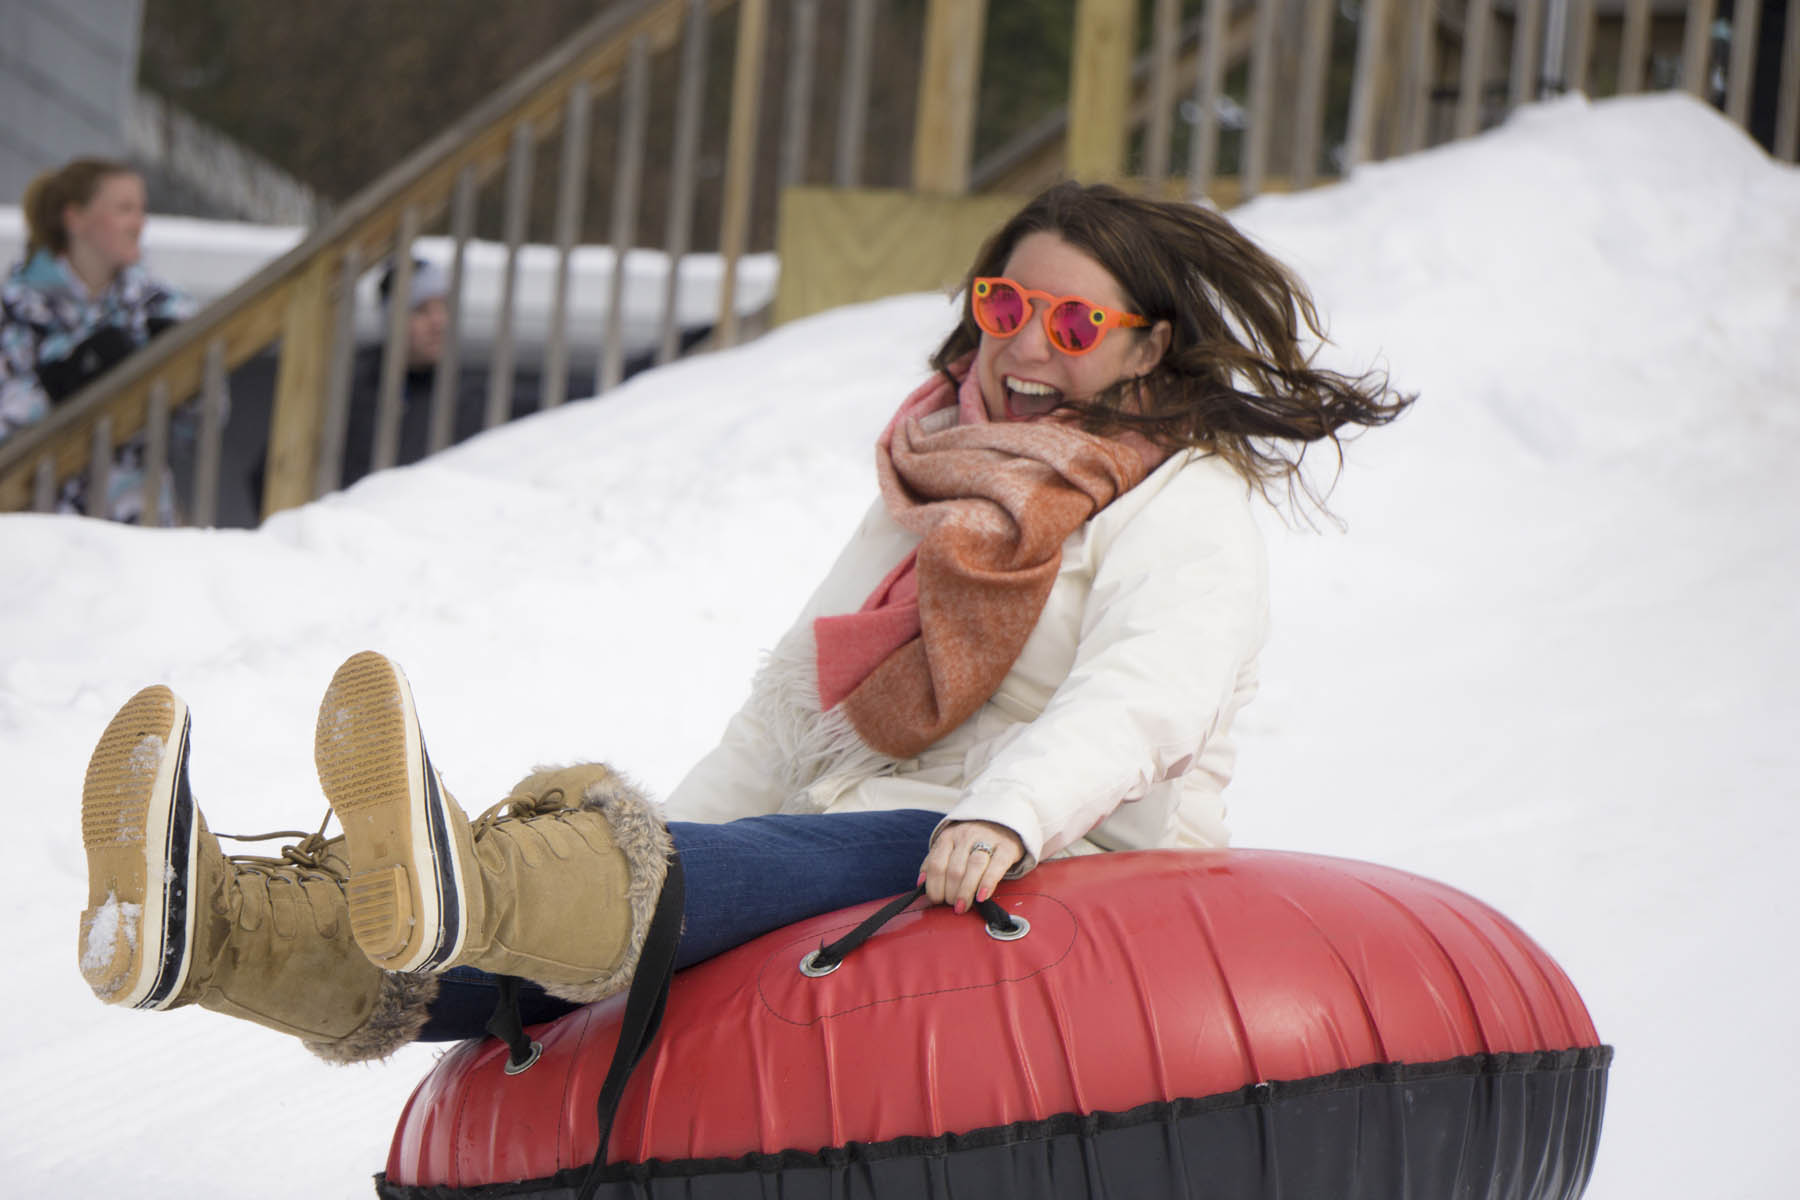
[
  {"left": 972, "top": 231, "right": 1170, "bottom": 423},
  {"left": 63, "top": 172, "right": 146, "bottom": 277}
]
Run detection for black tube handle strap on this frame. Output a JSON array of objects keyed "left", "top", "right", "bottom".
[
  {"left": 559, "top": 864, "right": 1011, "bottom": 1198},
  {"left": 807, "top": 886, "right": 1023, "bottom": 973},
  {"left": 577, "top": 848, "right": 686, "bottom": 1200},
  {"left": 807, "top": 884, "right": 926, "bottom": 972},
  {"left": 482, "top": 974, "right": 541, "bottom": 1073}
]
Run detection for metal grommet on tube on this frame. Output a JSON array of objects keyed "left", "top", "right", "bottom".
[
  {"left": 503, "top": 1040, "right": 544, "bottom": 1075},
  {"left": 799, "top": 949, "right": 842, "bottom": 978},
  {"left": 985, "top": 913, "right": 1031, "bottom": 942}
]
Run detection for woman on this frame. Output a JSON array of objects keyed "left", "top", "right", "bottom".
[
  {"left": 75, "top": 182, "right": 1411, "bottom": 1063},
  {"left": 2, "top": 157, "right": 190, "bottom": 522}
]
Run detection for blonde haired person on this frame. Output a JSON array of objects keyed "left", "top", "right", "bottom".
[{"left": 3, "top": 157, "right": 191, "bottom": 522}]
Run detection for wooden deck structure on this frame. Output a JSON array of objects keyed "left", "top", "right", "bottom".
[{"left": 3, "top": 0, "right": 1791, "bottom": 525}]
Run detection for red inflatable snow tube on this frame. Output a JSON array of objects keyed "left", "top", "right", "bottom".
[{"left": 379, "top": 849, "right": 1610, "bottom": 1199}]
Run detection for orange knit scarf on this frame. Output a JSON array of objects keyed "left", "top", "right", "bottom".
[{"left": 813, "top": 365, "right": 1148, "bottom": 758}]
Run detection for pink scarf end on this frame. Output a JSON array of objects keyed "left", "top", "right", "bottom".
[{"left": 814, "top": 549, "right": 921, "bottom": 710}]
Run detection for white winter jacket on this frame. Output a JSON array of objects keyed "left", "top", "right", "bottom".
[{"left": 663, "top": 448, "right": 1270, "bottom": 871}]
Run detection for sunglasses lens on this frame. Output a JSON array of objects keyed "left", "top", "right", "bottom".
[
  {"left": 974, "top": 280, "right": 1026, "bottom": 334},
  {"left": 1048, "top": 300, "right": 1102, "bottom": 353}
]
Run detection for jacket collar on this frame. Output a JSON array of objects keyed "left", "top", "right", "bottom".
[{"left": 10, "top": 248, "right": 124, "bottom": 303}]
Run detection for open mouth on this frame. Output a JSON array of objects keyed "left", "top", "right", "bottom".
[{"left": 1004, "top": 376, "right": 1063, "bottom": 420}]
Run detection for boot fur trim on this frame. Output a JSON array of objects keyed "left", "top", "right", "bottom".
[
  {"left": 540, "top": 772, "right": 674, "bottom": 1007},
  {"left": 505, "top": 762, "right": 628, "bottom": 813},
  {"left": 303, "top": 971, "right": 441, "bottom": 1065}
]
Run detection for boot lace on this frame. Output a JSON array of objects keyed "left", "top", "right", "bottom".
[
  {"left": 214, "top": 811, "right": 347, "bottom": 883},
  {"left": 470, "top": 791, "right": 573, "bottom": 840}
]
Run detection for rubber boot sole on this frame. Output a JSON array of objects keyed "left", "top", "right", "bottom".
[
  {"left": 79, "top": 686, "right": 198, "bottom": 1010},
  {"left": 315, "top": 652, "right": 468, "bottom": 974}
]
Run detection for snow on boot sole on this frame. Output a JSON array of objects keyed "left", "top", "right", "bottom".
[
  {"left": 79, "top": 686, "right": 198, "bottom": 1010},
  {"left": 315, "top": 652, "right": 468, "bottom": 974}
]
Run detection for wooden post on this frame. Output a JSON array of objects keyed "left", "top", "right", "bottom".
[
  {"left": 1241, "top": 0, "right": 1279, "bottom": 199},
  {"left": 834, "top": 0, "right": 876, "bottom": 187},
  {"left": 1292, "top": 0, "right": 1336, "bottom": 188},
  {"left": 1565, "top": 0, "right": 1595, "bottom": 94},
  {"left": 602, "top": 37, "right": 651, "bottom": 393},
  {"left": 1510, "top": 0, "right": 1545, "bottom": 106},
  {"left": 263, "top": 258, "right": 335, "bottom": 516},
  {"left": 779, "top": 0, "right": 819, "bottom": 189},
  {"left": 142, "top": 381, "right": 170, "bottom": 525},
  {"left": 543, "top": 80, "right": 592, "bottom": 409},
  {"left": 913, "top": 0, "right": 987, "bottom": 193},
  {"left": 486, "top": 123, "right": 534, "bottom": 430},
  {"left": 430, "top": 168, "right": 475, "bottom": 453},
  {"left": 1681, "top": 0, "right": 1720, "bottom": 97},
  {"left": 1144, "top": 0, "right": 1181, "bottom": 187},
  {"left": 1541, "top": 0, "right": 1569, "bottom": 88},
  {"left": 191, "top": 339, "right": 227, "bottom": 527},
  {"left": 32, "top": 455, "right": 55, "bottom": 512},
  {"left": 87, "top": 418, "right": 113, "bottom": 516},
  {"left": 316, "top": 245, "right": 361, "bottom": 498},
  {"left": 1456, "top": 0, "right": 1494, "bottom": 138},
  {"left": 1066, "top": 0, "right": 1134, "bottom": 183},
  {"left": 659, "top": 0, "right": 709, "bottom": 364},
  {"left": 1779, "top": 0, "right": 1800, "bottom": 161},
  {"left": 1724, "top": 0, "right": 1762, "bottom": 126},
  {"left": 1618, "top": 0, "right": 1651, "bottom": 94},
  {"left": 717, "top": 0, "right": 770, "bottom": 348},
  {"left": 1346, "top": 0, "right": 1395, "bottom": 168},
  {"left": 1189, "top": 0, "right": 1228, "bottom": 202},
  {"left": 1401, "top": 0, "right": 1437, "bottom": 154}
]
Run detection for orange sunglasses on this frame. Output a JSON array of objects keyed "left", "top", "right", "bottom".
[{"left": 970, "top": 276, "right": 1150, "bottom": 356}]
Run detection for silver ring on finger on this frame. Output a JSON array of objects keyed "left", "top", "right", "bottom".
[{"left": 970, "top": 842, "right": 996, "bottom": 857}]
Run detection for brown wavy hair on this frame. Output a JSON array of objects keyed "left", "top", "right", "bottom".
[
  {"left": 931, "top": 181, "right": 1414, "bottom": 513},
  {"left": 21, "top": 157, "right": 138, "bottom": 258}
]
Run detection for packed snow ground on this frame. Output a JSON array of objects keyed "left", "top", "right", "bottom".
[{"left": 2, "top": 94, "right": 1794, "bottom": 1197}]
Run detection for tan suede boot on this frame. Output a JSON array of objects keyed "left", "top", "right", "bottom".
[
  {"left": 314, "top": 652, "right": 670, "bottom": 1002},
  {"left": 79, "top": 686, "right": 438, "bottom": 1062}
]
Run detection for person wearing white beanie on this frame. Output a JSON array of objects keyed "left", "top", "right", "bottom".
[
  {"left": 336, "top": 256, "right": 491, "bottom": 486},
  {"left": 377, "top": 258, "right": 451, "bottom": 370}
]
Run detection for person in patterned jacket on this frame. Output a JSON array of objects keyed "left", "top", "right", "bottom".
[{"left": 2, "top": 157, "right": 191, "bottom": 522}]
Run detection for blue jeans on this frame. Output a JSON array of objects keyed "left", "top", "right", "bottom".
[{"left": 415, "top": 808, "right": 942, "bottom": 1042}]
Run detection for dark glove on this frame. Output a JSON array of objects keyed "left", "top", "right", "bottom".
[{"left": 36, "top": 326, "right": 139, "bottom": 402}]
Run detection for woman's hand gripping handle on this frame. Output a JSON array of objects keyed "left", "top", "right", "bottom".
[{"left": 921, "top": 820, "right": 1026, "bottom": 914}]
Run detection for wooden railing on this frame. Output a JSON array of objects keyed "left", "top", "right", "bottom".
[
  {"left": 0, "top": 0, "right": 770, "bottom": 523},
  {"left": 4, "top": 0, "right": 1793, "bottom": 527},
  {"left": 783, "top": 0, "right": 1797, "bottom": 325},
  {"left": 968, "top": 0, "right": 1798, "bottom": 204}
]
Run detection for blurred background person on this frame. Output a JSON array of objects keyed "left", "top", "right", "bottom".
[
  {"left": 338, "top": 256, "right": 545, "bottom": 488},
  {"left": 341, "top": 257, "right": 469, "bottom": 487},
  {"left": 1, "top": 157, "right": 192, "bottom": 523}
]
